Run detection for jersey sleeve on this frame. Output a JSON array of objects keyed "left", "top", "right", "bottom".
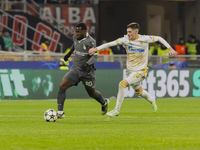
[
  {"left": 144, "top": 35, "right": 156, "bottom": 43},
  {"left": 96, "top": 36, "right": 125, "bottom": 51},
  {"left": 96, "top": 40, "right": 118, "bottom": 50},
  {"left": 86, "top": 53, "right": 97, "bottom": 65},
  {"left": 154, "top": 36, "right": 171, "bottom": 48},
  {"left": 144, "top": 35, "right": 171, "bottom": 48},
  {"left": 116, "top": 37, "right": 125, "bottom": 45},
  {"left": 64, "top": 44, "right": 75, "bottom": 61}
]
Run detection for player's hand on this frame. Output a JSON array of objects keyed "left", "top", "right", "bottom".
[
  {"left": 89, "top": 48, "right": 98, "bottom": 55},
  {"left": 64, "top": 55, "right": 69, "bottom": 61},
  {"left": 169, "top": 47, "right": 179, "bottom": 57},
  {"left": 80, "top": 63, "right": 89, "bottom": 72},
  {"left": 60, "top": 58, "right": 68, "bottom": 66}
]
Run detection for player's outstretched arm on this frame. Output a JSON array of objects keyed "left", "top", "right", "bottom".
[
  {"left": 169, "top": 47, "right": 179, "bottom": 57},
  {"left": 89, "top": 41, "right": 118, "bottom": 55},
  {"left": 154, "top": 36, "right": 179, "bottom": 57}
]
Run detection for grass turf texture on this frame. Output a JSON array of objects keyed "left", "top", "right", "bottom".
[{"left": 0, "top": 97, "right": 200, "bottom": 150}]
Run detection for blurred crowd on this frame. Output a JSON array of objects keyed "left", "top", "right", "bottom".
[
  {"left": 30, "top": 0, "right": 93, "bottom": 4},
  {"left": 149, "top": 34, "right": 200, "bottom": 63}
]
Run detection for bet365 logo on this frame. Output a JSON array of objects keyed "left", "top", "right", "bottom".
[{"left": 124, "top": 69, "right": 200, "bottom": 98}]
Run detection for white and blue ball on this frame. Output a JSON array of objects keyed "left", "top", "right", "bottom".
[{"left": 44, "top": 109, "right": 57, "bottom": 122}]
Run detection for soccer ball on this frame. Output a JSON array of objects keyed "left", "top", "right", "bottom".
[{"left": 44, "top": 109, "right": 57, "bottom": 122}]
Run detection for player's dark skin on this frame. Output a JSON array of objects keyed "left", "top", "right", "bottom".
[{"left": 59, "top": 27, "right": 96, "bottom": 97}]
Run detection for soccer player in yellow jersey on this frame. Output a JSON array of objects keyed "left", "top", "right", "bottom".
[{"left": 89, "top": 22, "right": 179, "bottom": 117}]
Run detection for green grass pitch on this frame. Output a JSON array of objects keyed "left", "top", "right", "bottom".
[{"left": 0, "top": 97, "right": 200, "bottom": 150}]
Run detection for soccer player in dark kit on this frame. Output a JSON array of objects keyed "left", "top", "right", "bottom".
[{"left": 57, "top": 22, "right": 109, "bottom": 118}]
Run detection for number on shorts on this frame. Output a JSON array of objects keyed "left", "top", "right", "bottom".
[{"left": 85, "top": 81, "right": 93, "bottom": 87}]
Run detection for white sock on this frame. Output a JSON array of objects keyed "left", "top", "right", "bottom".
[
  {"left": 58, "top": 111, "right": 63, "bottom": 114},
  {"left": 115, "top": 85, "right": 125, "bottom": 112},
  {"left": 139, "top": 90, "right": 154, "bottom": 103}
]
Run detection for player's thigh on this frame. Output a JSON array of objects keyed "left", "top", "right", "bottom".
[
  {"left": 126, "top": 70, "right": 145, "bottom": 86},
  {"left": 63, "top": 69, "right": 80, "bottom": 87},
  {"left": 59, "top": 78, "right": 72, "bottom": 90}
]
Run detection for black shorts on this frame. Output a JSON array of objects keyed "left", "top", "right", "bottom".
[{"left": 64, "top": 66, "right": 96, "bottom": 89}]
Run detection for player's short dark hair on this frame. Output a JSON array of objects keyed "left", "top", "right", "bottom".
[
  {"left": 75, "top": 22, "right": 87, "bottom": 30},
  {"left": 127, "top": 22, "right": 140, "bottom": 30}
]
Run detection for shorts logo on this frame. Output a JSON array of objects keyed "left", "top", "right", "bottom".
[
  {"left": 83, "top": 44, "right": 86, "bottom": 50},
  {"left": 85, "top": 81, "right": 93, "bottom": 87},
  {"left": 133, "top": 72, "right": 143, "bottom": 78}
]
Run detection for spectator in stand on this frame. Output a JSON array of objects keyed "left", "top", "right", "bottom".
[
  {"left": 39, "top": 38, "right": 50, "bottom": 52},
  {"left": 186, "top": 35, "right": 198, "bottom": 55},
  {"left": 149, "top": 41, "right": 161, "bottom": 56},
  {"left": 157, "top": 44, "right": 169, "bottom": 64},
  {"left": 169, "top": 62, "right": 176, "bottom": 69},
  {"left": 110, "top": 44, "right": 126, "bottom": 62},
  {"left": 2, "top": 30, "right": 18, "bottom": 52},
  {"left": 39, "top": 38, "right": 51, "bottom": 61},
  {"left": 174, "top": 37, "right": 186, "bottom": 61},
  {"left": 175, "top": 37, "right": 187, "bottom": 55},
  {"left": 196, "top": 40, "right": 200, "bottom": 55},
  {"left": 97, "top": 40, "right": 113, "bottom": 55},
  {"left": 186, "top": 34, "right": 198, "bottom": 60},
  {"left": 97, "top": 40, "right": 114, "bottom": 62},
  {"left": 111, "top": 44, "right": 126, "bottom": 55},
  {"left": 0, "top": 31, "right": 5, "bottom": 50}
]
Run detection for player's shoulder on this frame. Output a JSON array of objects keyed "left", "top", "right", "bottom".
[
  {"left": 139, "top": 34, "right": 154, "bottom": 39},
  {"left": 87, "top": 34, "right": 96, "bottom": 46},
  {"left": 86, "top": 34, "right": 96, "bottom": 47},
  {"left": 138, "top": 34, "right": 155, "bottom": 41},
  {"left": 87, "top": 34, "right": 95, "bottom": 42}
]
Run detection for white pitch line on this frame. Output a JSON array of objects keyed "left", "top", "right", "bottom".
[{"left": 0, "top": 115, "right": 199, "bottom": 119}]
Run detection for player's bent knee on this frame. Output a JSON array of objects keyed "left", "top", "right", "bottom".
[
  {"left": 135, "top": 88, "right": 143, "bottom": 96},
  {"left": 59, "top": 79, "right": 72, "bottom": 90},
  {"left": 59, "top": 83, "right": 70, "bottom": 91},
  {"left": 59, "top": 84, "right": 67, "bottom": 91},
  {"left": 119, "top": 80, "right": 128, "bottom": 88}
]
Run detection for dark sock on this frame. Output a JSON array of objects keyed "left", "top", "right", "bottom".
[
  {"left": 92, "top": 90, "right": 105, "bottom": 105},
  {"left": 57, "top": 89, "right": 66, "bottom": 111}
]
